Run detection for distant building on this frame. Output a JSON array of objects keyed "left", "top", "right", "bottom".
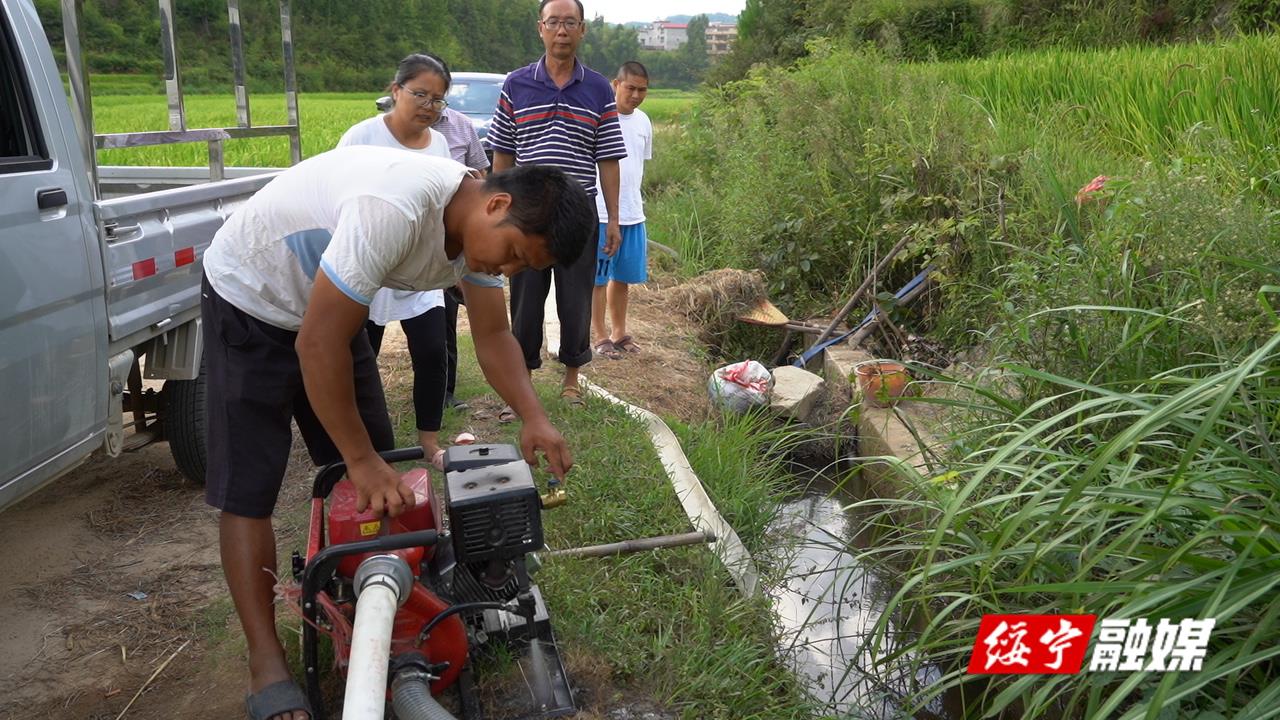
[
  {"left": 706, "top": 22, "right": 737, "bottom": 56},
  {"left": 636, "top": 19, "right": 737, "bottom": 54},
  {"left": 637, "top": 20, "right": 688, "bottom": 51}
]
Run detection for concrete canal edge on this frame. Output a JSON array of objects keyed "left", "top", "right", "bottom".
[{"left": 818, "top": 343, "right": 945, "bottom": 490}]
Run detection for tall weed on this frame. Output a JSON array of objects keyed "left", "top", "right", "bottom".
[
  {"left": 653, "top": 34, "right": 1279, "bottom": 365},
  {"left": 851, "top": 328, "right": 1280, "bottom": 718},
  {"left": 988, "top": 164, "right": 1279, "bottom": 390}
]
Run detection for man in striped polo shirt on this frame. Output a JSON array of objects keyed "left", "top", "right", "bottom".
[
  {"left": 488, "top": 0, "right": 626, "bottom": 415},
  {"left": 433, "top": 105, "right": 490, "bottom": 176}
]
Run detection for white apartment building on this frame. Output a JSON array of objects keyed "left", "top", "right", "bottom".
[
  {"left": 637, "top": 20, "right": 688, "bottom": 51},
  {"left": 706, "top": 21, "right": 738, "bottom": 56}
]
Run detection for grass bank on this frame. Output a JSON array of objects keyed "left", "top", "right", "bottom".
[
  {"left": 380, "top": 335, "right": 813, "bottom": 719},
  {"left": 647, "top": 30, "right": 1280, "bottom": 718},
  {"left": 853, "top": 335, "right": 1280, "bottom": 718},
  {"left": 648, "top": 33, "right": 1279, "bottom": 373}
]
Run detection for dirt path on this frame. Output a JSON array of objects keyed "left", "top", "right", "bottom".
[
  {"left": 0, "top": 274, "right": 710, "bottom": 720},
  {"left": 0, "top": 437, "right": 319, "bottom": 720},
  {"left": 572, "top": 277, "right": 711, "bottom": 422}
]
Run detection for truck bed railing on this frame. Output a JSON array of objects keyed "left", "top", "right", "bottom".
[{"left": 59, "top": 0, "right": 301, "bottom": 198}]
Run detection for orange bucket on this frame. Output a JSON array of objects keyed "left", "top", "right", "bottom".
[{"left": 854, "top": 360, "right": 911, "bottom": 407}]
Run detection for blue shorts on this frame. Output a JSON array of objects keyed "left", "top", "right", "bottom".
[{"left": 594, "top": 222, "right": 648, "bottom": 286}]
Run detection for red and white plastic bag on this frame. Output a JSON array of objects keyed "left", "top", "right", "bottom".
[{"left": 707, "top": 360, "right": 774, "bottom": 413}]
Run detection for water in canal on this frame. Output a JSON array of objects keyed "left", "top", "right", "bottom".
[{"left": 765, "top": 466, "right": 954, "bottom": 719}]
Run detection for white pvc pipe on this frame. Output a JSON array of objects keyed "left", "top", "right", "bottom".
[
  {"left": 582, "top": 378, "right": 761, "bottom": 597},
  {"left": 343, "top": 580, "right": 401, "bottom": 719}
]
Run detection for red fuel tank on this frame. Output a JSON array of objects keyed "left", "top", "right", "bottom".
[{"left": 328, "top": 468, "right": 440, "bottom": 578}]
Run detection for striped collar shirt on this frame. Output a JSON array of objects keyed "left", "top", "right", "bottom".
[
  {"left": 486, "top": 56, "right": 626, "bottom": 196},
  {"left": 432, "top": 107, "right": 490, "bottom": 171}
]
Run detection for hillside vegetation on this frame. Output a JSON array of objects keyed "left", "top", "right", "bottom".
[
  {"left": 716, "top": 0, "right": 1280, "bottom": 81},
  {"left": 34, "top": 0, "right": 544, "bottom": 91},
  {"left": 33, "top": 0, "right": 714, "bottom": 91}
]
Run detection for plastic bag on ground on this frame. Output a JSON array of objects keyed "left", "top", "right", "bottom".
[{"left": 708, "top": 360, "right": 774, "bottom": 413}]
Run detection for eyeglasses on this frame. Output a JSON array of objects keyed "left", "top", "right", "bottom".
[
  {"left": 540, "top": 18, "right": 581, "bottom": 31},
  {"left": 399, "top": 85, "right": 448, "bottom": 111}
]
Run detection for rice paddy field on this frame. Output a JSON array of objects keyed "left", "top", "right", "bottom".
[
  {"left": 635, "top": 88, "right": 698, "bottom": 125},
  {"left": 87, "top": 86, "right": 697, "bottom": 167},
  {"left": 931, "top": 33, "right": 1280, "bottom": 185}
]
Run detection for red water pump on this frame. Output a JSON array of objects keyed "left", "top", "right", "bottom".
[{"left": 293, "top": 445, "right": 573, "bottom": 720}]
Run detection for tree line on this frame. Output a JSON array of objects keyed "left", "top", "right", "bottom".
[
  {"left": 715, "top": 0, "right": 1279, "bottom": 83},
  {"left": 33, "top": 0, "right": 710, "bottom": 92}
]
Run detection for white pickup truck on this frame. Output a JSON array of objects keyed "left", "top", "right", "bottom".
[{"left": 0, "top": 0, "right": 302, "bottom": 511}]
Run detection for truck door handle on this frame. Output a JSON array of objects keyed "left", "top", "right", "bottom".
[
  {"left": 105, "top": 222, "right": 142, "bottom": 239},
  {"left": 37, "top": 188, "right": 68, "bottom": 209}
]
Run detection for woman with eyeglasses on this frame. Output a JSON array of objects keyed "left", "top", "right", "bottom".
[
  {"left": 336, "top": 52, "right": 457, "bottom": 471},
  {"left": 340, "top": 52, "right": 451, "bottom": 157}
]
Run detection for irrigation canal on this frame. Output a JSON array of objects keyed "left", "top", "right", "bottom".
[{"left": 766, "top": 466, "right": 957, "bottom": 719}]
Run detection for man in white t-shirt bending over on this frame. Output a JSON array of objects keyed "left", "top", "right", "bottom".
[{"left": 201, "top": 145, "right": 593, "bottom": 719}]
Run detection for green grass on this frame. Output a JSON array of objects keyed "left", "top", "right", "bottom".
[
  {"left": 383, "top": 336, "right": 813, "bottom": 719},
  {"left": 670, "top": 411, "right": 801, "bottom": 555},
  {"left": 854, "top": 333, "right": 1280, "bottom": 718},
  {"left": 92, "top": 91, "right": 381, "bottom": 166},
  {"left": 931, "top": 33, "right": 1280, "bottom": 186},
  {"left": 637, "top": 89, "right": 698, "bottom": 126}
]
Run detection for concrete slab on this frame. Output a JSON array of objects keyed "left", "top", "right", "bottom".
[
  {"left": 822, "top": 344, "right": 874, "bottom": 398},
  {"left": 804, "top": 335, "right": 951, "bottom": 496},
  {"left": 769, "top": 366, "right": 826, "bottom": 423},
  {"left": 856, "top": 399, "right": 945, "bottom": 493}
]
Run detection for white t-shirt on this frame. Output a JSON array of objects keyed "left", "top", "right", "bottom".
[
  {"left": 204, "top": 146, "right": 502, "bottom": 331},
  {"left": 595, "top": 108, "right": 652, "bottom": 225},
  {"left": 338, "top": 114, "right": 449, "bottom": 158},
  {"left": 338, "top": 115, "right": 451, "bottom": 324}
]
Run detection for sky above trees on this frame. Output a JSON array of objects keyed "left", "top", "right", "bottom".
[{"left": 587, "top": 0, "right": 743, "bottom": 23}]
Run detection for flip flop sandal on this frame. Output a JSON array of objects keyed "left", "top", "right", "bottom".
[
  {"left": 593, "top": 339, "right": 622, "bottom": 360},
  {"left": 430, "top": 448, "right": 446, "bottom": 471},
  {"left": 498, "top": 405, "right": 518, "bottom": 424},
  {"left": 560, "top": 386, "right": 586, "bottom": 407},
  {"left": 613, "top": 335, "right": 642, "bottom": 353},
  {"left": 245, "top": 679, "right": 312, "bottom": 720}
]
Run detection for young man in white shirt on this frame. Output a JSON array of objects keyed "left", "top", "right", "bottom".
[
  {"left": 591, "top": 61, "right": 652, "bottom": 358},
  {"left": 201, "top": 146, "right": 593, "bottom": 720}
]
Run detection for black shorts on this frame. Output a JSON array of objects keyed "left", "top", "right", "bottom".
[{"left": 201, "top": 275, "right": 393, "bottom": 518}]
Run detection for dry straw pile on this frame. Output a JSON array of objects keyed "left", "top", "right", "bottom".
[{"left": 665, "top": 269, "right": 772, "bottom": 341}]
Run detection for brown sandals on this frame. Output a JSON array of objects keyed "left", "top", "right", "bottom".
[{"left": 593, "top": 339, "right": 622, "bottom": 360}]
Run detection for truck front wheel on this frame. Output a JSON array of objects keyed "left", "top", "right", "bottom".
[{"left": 163, "top": 364, "right": 207, "bottom": 486}]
